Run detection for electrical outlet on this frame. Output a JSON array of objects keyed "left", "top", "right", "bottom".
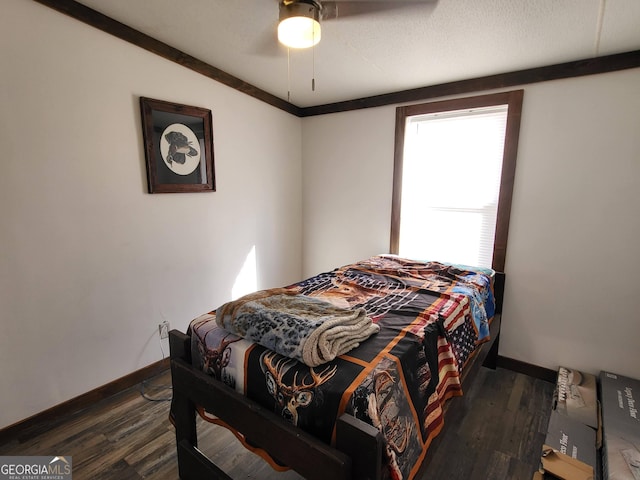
[{"left": 159, "top": 321, "right": 170, "bottom": 339}]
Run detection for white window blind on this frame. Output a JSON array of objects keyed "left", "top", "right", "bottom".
[{"left": 398, "top": 105, "right": 508, "bottom": 268}]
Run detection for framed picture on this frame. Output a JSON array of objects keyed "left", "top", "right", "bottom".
[{"left": 140, "top": 97, "right": 215, "bottom": 193}]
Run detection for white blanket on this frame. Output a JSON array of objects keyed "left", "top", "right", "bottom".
[{"left": 215, "top": 288, "right": 380, "bottom": 366}]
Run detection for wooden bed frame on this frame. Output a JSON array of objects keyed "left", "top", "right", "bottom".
[{"left": 169, "top": 272, "right": 505, "bottom": 480}]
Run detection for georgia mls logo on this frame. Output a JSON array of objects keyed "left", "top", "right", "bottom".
[
  {"left": 0, "top": 456, "right": 72, "bottom": 479},
  {"left": 50, "top": 457, "right": 71, "bottom": 472}
]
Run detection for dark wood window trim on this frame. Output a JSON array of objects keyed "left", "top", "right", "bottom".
[{"left": 390, "top": 90, "right": 524, "bottom": 272}]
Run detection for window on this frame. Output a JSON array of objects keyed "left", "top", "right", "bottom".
[{"left": 390, "top": 91, "right": 523, "bottom": 271}]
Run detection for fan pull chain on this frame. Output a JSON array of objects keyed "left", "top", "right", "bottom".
[
  {"left": 594, "top": 0, "right": 606, "bottom": 56},
  {"left": 312, "top": 28, "right": 316, "bottom": 91},
  {"left": 287, "top": 47, "right": 291, "bottom": 102}
]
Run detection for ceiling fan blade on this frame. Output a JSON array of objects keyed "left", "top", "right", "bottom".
[{"left": 321, "top": 1, "right": 434, "bottom": 20}]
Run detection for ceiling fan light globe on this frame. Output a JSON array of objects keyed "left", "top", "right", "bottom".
[{"left": 278, "top": 16, "right": 321, "bottom": 49}]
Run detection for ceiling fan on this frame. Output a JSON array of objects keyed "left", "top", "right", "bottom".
[
  {"left": 277, "top": 0, "right": 432, "bottom": 49},
  {"left": 274, "top": 0, "right": 433, "bottom": 101}
]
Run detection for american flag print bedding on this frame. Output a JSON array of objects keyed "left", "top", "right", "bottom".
[{"left": 190, "top": 255, "right": 496, "bottom": 479}]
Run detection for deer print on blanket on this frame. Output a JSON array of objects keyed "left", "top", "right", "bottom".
[{"left": 260, "top": 351, "right": 336, "bottom": 426}]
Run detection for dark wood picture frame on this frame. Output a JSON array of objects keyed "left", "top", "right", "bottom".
[{"left": 140, "top": 97, "right": 215, "bottom": 193}]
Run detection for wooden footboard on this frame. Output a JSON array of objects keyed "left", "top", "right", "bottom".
[
  {"left": 170, "top": 330, "right": 383, "bottom": 480},
  {"left": 169, "top": 272, "right": 505, "bottom": 480}
]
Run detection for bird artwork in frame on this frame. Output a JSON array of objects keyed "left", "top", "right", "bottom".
[{"left": 140, "top": 97, "right": 215, "bottom": 193}]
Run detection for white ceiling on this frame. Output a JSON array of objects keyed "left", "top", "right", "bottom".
[{"left": 73, "top": 0, "right": 640, "bottom": 108}]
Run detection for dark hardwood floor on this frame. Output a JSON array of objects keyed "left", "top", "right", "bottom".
[
  {"left": 420, "top": 366, "right": 553, "bottom": 479},
  {"left": 0, "top": 367, "right": 554, "bottom": 479}
]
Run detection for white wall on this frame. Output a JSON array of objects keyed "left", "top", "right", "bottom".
[
  {"left": 503, "top": 72, "right": 640, "bottom": 378},
  {"left": 0, "top": 0, "right": 302, "bottom": 429},
  {"left": 302, "top": 108, "right": 397, "bottom": 274},
  {"left": 302, "top": 69, "right": 640, "bottom": 380}
]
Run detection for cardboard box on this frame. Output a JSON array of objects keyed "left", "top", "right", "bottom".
[
  {"left": 541, "top": 410, "right": 599, "bottom": 480},
  {"left": 554, "top": 366, "right": 599, "bottom": 430},
  {"left": 540, "top": 448, "right": 595, "bottom": 480},
  {"left": 599, "top": 371, "right": 640, "bottom": 480}
]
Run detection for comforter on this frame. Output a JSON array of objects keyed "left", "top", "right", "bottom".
[{"left": 190, "top": 255, "right": 495, "bottom": 479}]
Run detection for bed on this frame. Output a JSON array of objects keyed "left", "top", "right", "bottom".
[{"left": 169, "top": 255, "right": 504, "bottom": 480}]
